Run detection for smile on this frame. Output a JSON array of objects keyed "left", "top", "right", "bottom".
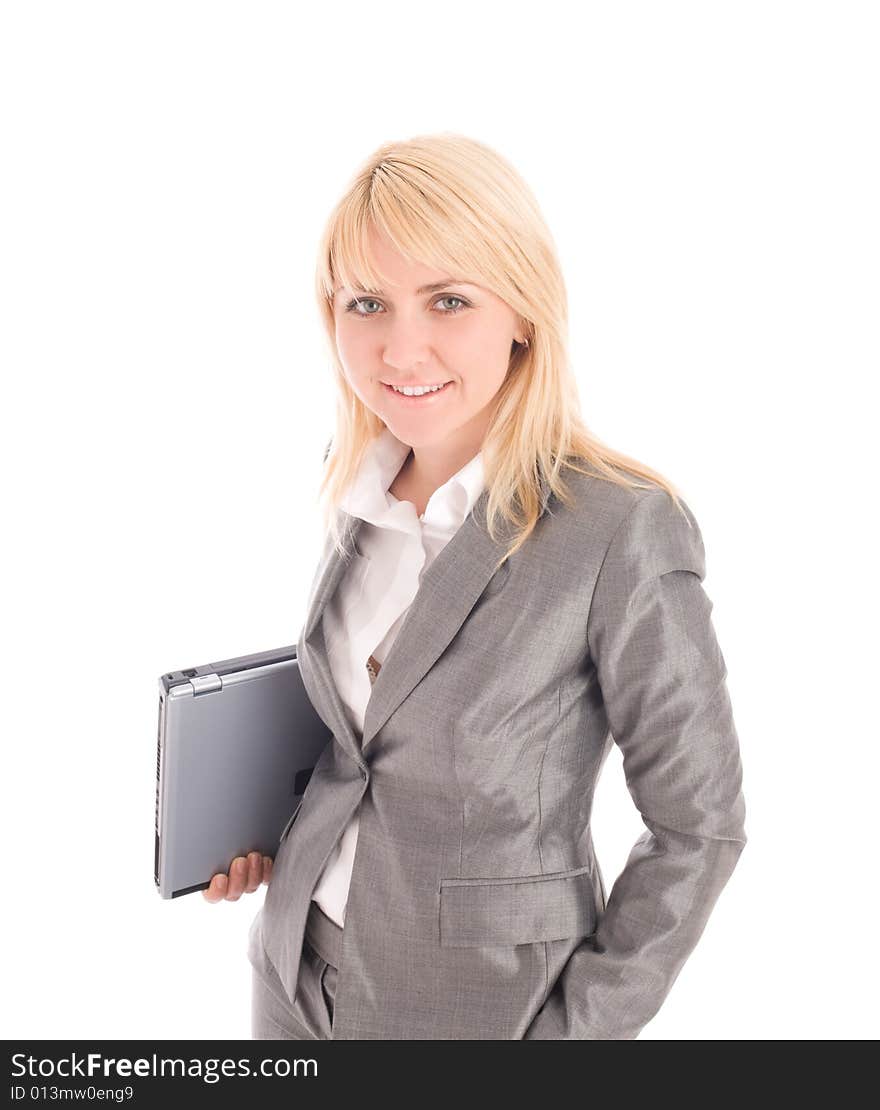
[{"left": 382, "top": 380, "right": 454, "bottom": 401}]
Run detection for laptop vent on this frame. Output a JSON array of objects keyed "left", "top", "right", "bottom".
[{"left": 154, "top": 696, "right": 163, "bottom": 888}]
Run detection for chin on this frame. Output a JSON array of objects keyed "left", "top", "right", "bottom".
[{"left": 393, "top": 423, "right": 462, "bottom": 448}]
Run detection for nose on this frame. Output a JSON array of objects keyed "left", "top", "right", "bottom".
[{"left": 378, "top": 315, "right": 436, "bottom": 370}]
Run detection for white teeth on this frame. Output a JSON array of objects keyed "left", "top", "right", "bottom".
[{"left": 391, "top": 382, "right": 449, "bottom": 396}]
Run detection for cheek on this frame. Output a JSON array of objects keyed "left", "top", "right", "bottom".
[
  {"left": 335, "top": 321, "right": 358, "bottom": 359},
  {"left": 455, "top": 337, "right": 511, "bottom": 399},
  {"left": 335, "top": 325, "right": 373, "bottom": 380}
]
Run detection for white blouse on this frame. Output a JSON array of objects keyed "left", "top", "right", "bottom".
[{"left": 310, "top": 426, "right": 486, "bottom": 928}]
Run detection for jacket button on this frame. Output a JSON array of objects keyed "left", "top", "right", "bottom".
[{"left": 360, "top": 767, "right": 368, "bottom": 780}]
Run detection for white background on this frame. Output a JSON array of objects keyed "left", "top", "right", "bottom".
[{"left": 2, "top": 1, "right": 877, "bottom": 1040}]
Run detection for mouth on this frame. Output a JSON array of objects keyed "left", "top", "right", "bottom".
[{"left": 382, "top": 380, "right": 455, "bottom": 403}]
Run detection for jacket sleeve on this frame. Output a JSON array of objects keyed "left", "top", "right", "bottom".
[{"left": 523, "top": 487, "right": 748, "bottom": 1039}]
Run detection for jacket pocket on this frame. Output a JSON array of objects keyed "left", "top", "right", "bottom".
[{"left": 439, "top": 863, "right": 598, "bottom": 947}]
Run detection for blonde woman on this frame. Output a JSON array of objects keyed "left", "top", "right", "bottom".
[{"left": 209, "top": 132, "right": 748, "bottom": 1040}]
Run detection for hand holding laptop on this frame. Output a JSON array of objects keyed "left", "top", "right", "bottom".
[
  {"left": 202, "top": 851, "right": 274, "bottom": 903},
  {"left": 154, "top": 645, "right": 333, "bottom": 900}
]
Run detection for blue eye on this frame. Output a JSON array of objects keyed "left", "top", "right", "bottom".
[{"left": 344, "top": 295, "right": 470, "bottom": 317}]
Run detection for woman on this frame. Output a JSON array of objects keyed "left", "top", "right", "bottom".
[{"left": 207, "top": 132, "right": 748, "bottom": 1040}]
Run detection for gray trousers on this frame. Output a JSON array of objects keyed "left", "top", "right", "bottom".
[{"left": 251, "top": 900, "right": 342, "bottom": 1040}]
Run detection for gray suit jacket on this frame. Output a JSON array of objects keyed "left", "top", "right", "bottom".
[{"left": 248, "top": 462, "right": 747, "bottom": 1039}]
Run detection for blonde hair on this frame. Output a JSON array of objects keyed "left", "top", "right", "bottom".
[{"left": 313, "top": 131, "right": 687, "bottom": 570}]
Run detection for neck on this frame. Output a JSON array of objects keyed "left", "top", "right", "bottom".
[
  {"left": 399, "top": 407, "right": 489, "bottom": 493},
  {"left": 404, "top": 442, "right": 478, "bottom": 493}
]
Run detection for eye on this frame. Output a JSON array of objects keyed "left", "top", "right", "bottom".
[
  {"left": 344, "top": 297, "right": 381, "bottom": 315},
  {"left": 345, "top": 297, "right": 383, "bottom": 316},
  {"left": 343, "top": 295, "right": 471, "bottom": 318},
  {"left": 436, "top": 295, "right": 468, "bottom": 314}
]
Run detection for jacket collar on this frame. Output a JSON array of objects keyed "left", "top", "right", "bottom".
[{"left": 298, "top": 444, "right": 552, "bottom": 762}]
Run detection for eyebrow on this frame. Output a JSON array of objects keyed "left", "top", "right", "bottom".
[{"left": 339, "top": 279, "right": 476, "bottom": 297}]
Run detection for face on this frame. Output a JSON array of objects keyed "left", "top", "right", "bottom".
[{"left": 332, "top": 226, "right": 526, "bottom": 456}]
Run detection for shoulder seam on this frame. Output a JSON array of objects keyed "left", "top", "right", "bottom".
[{"left": 593, "top": 486, "right": 660, "bottom": 585}]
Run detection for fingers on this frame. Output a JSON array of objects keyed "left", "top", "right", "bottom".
[
  {"left": 227, "top": 853, "right": 257, "bottom": 900},
  {"left": 202, "top": 872, "right": 228, "bottom": 903},
  {"left": 244, "top": 851, "right": 263, "bottom": 894},
  {"left": 202, "top": 852, "right": 272, "bottom": 903}
]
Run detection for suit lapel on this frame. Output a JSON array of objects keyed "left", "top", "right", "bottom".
[
  {"left": 302, "top": 512, "right": 365, "bottom": 644},
  {"left": 360, "top": 487, "right": 512, "bottom": 753},
  {"left": 297, "top": 514, "right": 368, "bottom": 769},
  {"left": 297, "top": 474, "right": 552, "bottom": 762}
]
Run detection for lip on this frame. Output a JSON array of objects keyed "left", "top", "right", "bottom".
[{"left": 382, "top": 380, "right": 455, "bottom": 403}]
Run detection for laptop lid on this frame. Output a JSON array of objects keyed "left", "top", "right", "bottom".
[{"left": 154, "top": 644, "right": 332, "bottom": 899}]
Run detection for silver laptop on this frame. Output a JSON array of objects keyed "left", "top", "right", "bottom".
[{"left": 154, "top": 644, "right": 332, "bottom": 899}]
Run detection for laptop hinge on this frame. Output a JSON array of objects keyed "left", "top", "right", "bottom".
[{"left": 189, "top": 673, "right": 222, "bottom": 696}]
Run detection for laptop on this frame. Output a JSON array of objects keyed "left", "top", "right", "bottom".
[{"left": 154, "top": 644, "right": 333, "bottom": 899}]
